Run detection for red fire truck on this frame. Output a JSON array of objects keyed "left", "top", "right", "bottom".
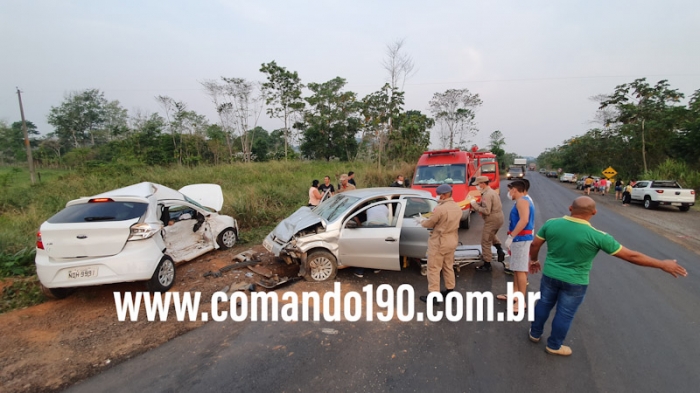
[{"left": 411, "top": 146, "right": 500, "bottom": 229}]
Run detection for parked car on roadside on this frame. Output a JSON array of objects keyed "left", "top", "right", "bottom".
[
  {"left": 36, "top": 182, "right": 239, "bottom": 298},
  {"left": 629, "top": 180, "right": 696, "bottom": 211},
  {"left": 546, "top": 171, "right": 558, "bottom": 178},
  {"left": 539, "top": 168, "right": 547, "bottom": 174},
  {"left": 559, "top": 173, "right": 577, "bottom": 183},
  {"left": 576, "top": 176, "right": 600, "bottom": 189},
  {"left": 264, "top": 188, "right": 438, "bottom": 282}
]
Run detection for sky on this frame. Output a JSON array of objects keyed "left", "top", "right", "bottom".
[{"left": 1, "top": 0, "right": 699, "bottom": 157}]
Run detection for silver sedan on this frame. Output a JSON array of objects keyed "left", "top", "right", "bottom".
[{"left": 264, "top": 188, "right": 438, "bottom": 282}]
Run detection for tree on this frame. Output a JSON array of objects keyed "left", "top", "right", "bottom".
[
  {"left": 382, "top": 38, "right": 416, "bottom": 91},
  {"left": 488, "top": 130, "right": 506, "bottom": 170},
  {"left": 47, "top": 89, "right": 126, "bottom": 148},
  {"left": 201, "top": 78, "right": 264, "bottom": 163},
  {"left": 429, "top": 88, "right": 483, "bottom": 149},
  {"left": 386, "top": 110, "right": 433, "bottom": 162},
  {"left": 599, "top": 78, "right": 684, "bottom": 173},
  {"left": 360, "top": 83, "right": 404, "bottom": 168},
  {"left": 299, "top": 77, "right": 360, "bottom": 161},
  {"left": 259, "top": 61, "right": 305, "bottom": 161},
  {"left": 0, "top": 120, "right": 39, "bottom": 164}
]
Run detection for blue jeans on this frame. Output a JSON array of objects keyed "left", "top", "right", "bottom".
[{"left": 530, "top": 275, "right": 588, "bottom": 349}]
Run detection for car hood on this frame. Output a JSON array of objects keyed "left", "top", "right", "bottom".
[
  {"left": 178, "top": 184, "right": 224, "bottom": 212},
  {"left": 271, "top": 206, "right": 324, "bottom": 243}
]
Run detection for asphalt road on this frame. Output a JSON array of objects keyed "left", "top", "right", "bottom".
[{"left": 68, "top": 173, "right": 699, "bottom": 393}]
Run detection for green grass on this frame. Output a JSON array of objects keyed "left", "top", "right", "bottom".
[{"left": 0, "top": 160, "right": 415, "bottom": 312}]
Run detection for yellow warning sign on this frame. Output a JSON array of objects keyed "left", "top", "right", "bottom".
[{"left": 602, "top": 166, "right": 617, "bottom": 179}]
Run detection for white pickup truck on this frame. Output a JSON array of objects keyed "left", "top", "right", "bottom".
[{"left": 630, "top": 180, "right": 696, "bottom": 212}]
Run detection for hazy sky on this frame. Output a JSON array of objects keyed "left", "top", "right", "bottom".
[{"left": 2, "top": 0, "right": 699, "bottom": 157}]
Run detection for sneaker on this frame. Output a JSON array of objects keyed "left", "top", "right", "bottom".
[
  {"left": 545, "top": 345, "right": 573, "bottom": 356},
  {"left": 353, "top": 272, "right": 364, "bottom": 278},
  {"left": 504, "top": 268, "right": 514, "bottom": 275},
  {"left": 475, "top": 263, "right": 492, "bottom": 272},
  {"left": 528, "top": 329, "right": 540, "bottom": 343}
]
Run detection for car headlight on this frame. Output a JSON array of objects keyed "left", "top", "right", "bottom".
[{"left": 128, "top": 222, "right": 162, "bottom": 241}]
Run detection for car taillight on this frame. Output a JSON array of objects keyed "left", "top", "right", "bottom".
[
  {"left": 36, "top": 231, "right": 44, "bottom": 250},
  {"left": 656, "top": 190, "right": 664, "bottom": 194},
  {"left": 128, "top": 223, "right": 162, "bottom": 241}
]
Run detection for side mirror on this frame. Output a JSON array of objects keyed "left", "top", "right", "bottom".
[{"left": 345, "top": 220, "right": 358, "bottom": 229}]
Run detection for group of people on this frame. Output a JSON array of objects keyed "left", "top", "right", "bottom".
[
  {"left": 308, "top": 172, "right": 357, "bottom": 207},
  {"left": 583, "top": 176, "right": 611, "bottom": 196},
  {"left": 583, "top": 176, "right": 636, "bottom": 206},
  {"left": 421, "top": 177, "right": 687, "bottom": 357}
]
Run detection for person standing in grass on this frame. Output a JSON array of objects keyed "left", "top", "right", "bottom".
[
  {"left": 337, "top": 174, "right": 356, "bottom": 193},
  {"left": 318, "top": 176, "right": 335, "bottom": 196},
  {"left": 347, "top": 171, "right": 357, "bottom": 187},
  {"left": 308, "top": 180, "right": 323, "bottom": 207}
]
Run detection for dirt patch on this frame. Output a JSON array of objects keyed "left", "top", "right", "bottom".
[{"left": 0, "top": 245, "right": 298, "bottom": 393}]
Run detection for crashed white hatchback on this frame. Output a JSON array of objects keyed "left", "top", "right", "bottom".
[{"left": 35, "top": 182, "right": 238, "bottom": 298}]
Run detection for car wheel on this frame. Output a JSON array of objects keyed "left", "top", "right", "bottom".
[
  {"left": 216, "top": 227, "right": 237, "bottom": 250},
  {"left": 679, "top": 206, "right": 690, "bottom": 212},
  {"left": 643, "top": 197, "right": 653, "bottom": 210},
  {"left": 146, "top": 256, "right": 176, "bottom": 292},
  {"left": 40, "top": 284, "right": 75, "bottom": 299},
  {"left": 304, "top": 250, "right": 337, "bottom": 282}
]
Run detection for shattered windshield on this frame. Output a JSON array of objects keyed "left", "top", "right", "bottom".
[{"left": 313, "top": 194, "right": 360, "bottom": 223}]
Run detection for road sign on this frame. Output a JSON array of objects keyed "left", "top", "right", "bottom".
[
  {"left": 557, "top": 168, "right": 562, "bottom": 173},
  {"left": 602, "top": 166, "right": 617, "bottom": 179}
]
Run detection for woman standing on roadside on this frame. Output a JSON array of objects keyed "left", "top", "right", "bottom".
[
  {"left": 615, "top": 179, "right": 623, "bottom": 200},
  {"left": 309, "top": 179, "right": 322, "bottom": 207},
  {"left": 622, "top": 181, "right": 633, "bottom": 206}
]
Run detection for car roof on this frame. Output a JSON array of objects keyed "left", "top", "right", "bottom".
[{"left": 337, "top": 187, "right": 434, "bottom": 199}]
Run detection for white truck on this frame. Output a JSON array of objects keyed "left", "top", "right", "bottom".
[
  {"left": 630, "top": 180, "right": 696, "bottom": 212},
  {"left": 513, "top": 158, "right": 527, "bottom": 166}
]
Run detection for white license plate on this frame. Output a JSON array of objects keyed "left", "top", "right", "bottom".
[
  {"left": 672, "top": 203, "right": 682, "bottom": 206},
  {"left": 263, "top": 238, "right": 273, "bottom": 253},
  {"left": 67, "top": 267, "right": 98, "bottom": 279}
]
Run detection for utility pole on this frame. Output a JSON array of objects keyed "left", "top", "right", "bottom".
[{"left": 16, "top": 87, "right": 36, "bottom": 185}]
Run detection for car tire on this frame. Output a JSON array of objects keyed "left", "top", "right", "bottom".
[
  {"left": 40, "top": 284, "right": 75, "bottom": 299},
  {"left": 643, "top": 197, "right": 654, "bottom": 210},
  {"left": 304, "top": 250, "right": 337, "bottom": 282},
  {"left": 216, "top": 227, "right": 237, "bottom": 250},
  {"left": 146, "top": 256, "right": 176, "bottom": 292},
  {"left": 679, "top": 206, "right": 690, "bottom": 212}
]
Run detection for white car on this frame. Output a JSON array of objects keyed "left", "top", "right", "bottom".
[
  {"left": 559, "top": 173, "right": 577, "bottom": 183},
  {"left": 35, "top": 182, "right": 238, "bottom": 298}
]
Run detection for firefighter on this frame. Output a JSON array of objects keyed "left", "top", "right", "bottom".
[
  {"left": 470, "top": 176, "right": 506, "bottom": 271},
  {"left": 419, "top": 184, "right": 462, "bottom": 303}
]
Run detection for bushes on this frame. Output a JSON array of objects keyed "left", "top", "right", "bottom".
[{"left": 642, "top": 159, "right": 700, "bottom": 193}]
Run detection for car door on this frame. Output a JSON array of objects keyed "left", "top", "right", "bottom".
[
  {"left": 337, "top": 200, "right": 405, "bottom": 271},
  {"left": 399, "top": 196, "right": 436, "bottom": 259},
  {"left": 631, "top": 182, "right": 647, "bottom": 200},
  {"left": 161, "top": 203, "right": 215, "bottom": 262}
]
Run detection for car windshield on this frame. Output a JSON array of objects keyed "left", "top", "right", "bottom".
[
  {"left": 414, "top": 164, "right": 467, "bottom": 184},
  {"left": 480, "top": 163, "right": 497, "bottom": 173},
  {"left": 313, "top": 194, "right": 361, "bottom": 222},
  {"left": 509, "top": 167, "right": 522, "bottom": 173},
  {"left": 48, "top": 201, "right": 148, "bottom": 223}
]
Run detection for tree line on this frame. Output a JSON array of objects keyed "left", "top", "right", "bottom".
[
  {"left": 2, "top": 41, "right": 488, "bottom": 169},
  {"left": 537, "top": 78, "right": 700, "bottom": 188}
]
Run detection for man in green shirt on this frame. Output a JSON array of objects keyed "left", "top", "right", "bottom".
[{"left": 528, "top": 197, "right": 687, "bottom": 356}]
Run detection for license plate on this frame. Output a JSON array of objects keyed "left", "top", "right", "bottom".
[
  {"left": 67, "top": 267, "right": 98, "bottom": 279},
  {"left": 672, "top": 203, "right": 682, "bottom": 206},
  {"left": 263, "top": 238, "right": 273, "bottom": 253}
]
